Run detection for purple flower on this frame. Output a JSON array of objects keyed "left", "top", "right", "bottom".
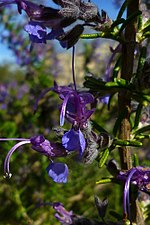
[
  {"left": 1, "top": 135, "right": 68, "bottom": 182},
  {"left": 117, "top": 166, "right": 150, "bottom": 223},
  {"left": 24, "top": 21, "right": 65, "bottom": 44},
  {"left": 62, "top": 128, "right": 86, "bottom": 155},
  {"left": 24, "top": 21, "right": 48, "bottom": 43},
  {"left": 53, "top": 202, "right": 73, "bottom": 224},
  {"left": 53, "top": 82, "right": 95, "bottom": 128},
  {"left": 46, "top": 162, "right": 69, "bottom": 183},
  {"left": 53, "top": 82, "right": 96, "bottom": 157},
  {"left": 0, "top": 0, "right": 67, "bottom": 38},
  {"left": 34, "top": 82, "right": 95, "bottom": 158}
]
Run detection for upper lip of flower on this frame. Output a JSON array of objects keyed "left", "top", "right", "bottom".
[{"left": 52, "top": 82, "right": 95, "bottom": 127}]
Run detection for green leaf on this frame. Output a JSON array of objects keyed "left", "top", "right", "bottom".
[
  {"left": 119, "top": 10, "right": 142, "bottom": 34},
  {"left": 134, "top": 125, "right": 150, "bottom": 135},
  {"left": 133, "top": 154, "right": 139, "bottom": 167},
  {"left": 133, "top": 103, "right": 143, "bottom": 130},
  {"left": 113, "top": 138, "right": 142, "bottom": 147},
  {"left": 112, "top": 55, "right": 122, "bottom": 79},
  {"left": 98, "top": 148, "right": 109, "bottom": 168},
  {"left": 143, "top": 18, "right": 150, "bottom": 29},
  {"left": 91, "top": 120, "right": 108, "bottom": 133},
  {"left": 107, "top": 93, "right": 116, "bottom": 110},
  {"left": 116, "top": 0, "right": 128, "bottom": 20},
  {"left": 110, "top": 18, "right": 125, "bottom": 29},
  {"left": 132, "top": 92, "right": 150, "bottom": 103},
  {"left": 136, "top": 133, "right": 150, "bottom": 139},
  {"left": 115, "top": 78, "right": 130, "bottom": 86},
  {"left": 96, "top": 178, "right": 112, "bottom": 184},
  {"left": 136, "top": 46, "right": 147, "bottom": 78},
  {"left": 137, "top": 14, "right": 142, "bottom": 30},
  {"left": 142, "top": 31, "right": 150, "bottom": 39},
  {"left": 142, "top": 24, "right": 150, "bottom": 35}
]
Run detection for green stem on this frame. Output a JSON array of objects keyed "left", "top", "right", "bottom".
[{"left": 80, "top": 32, "right": 123, "bottom": 43}]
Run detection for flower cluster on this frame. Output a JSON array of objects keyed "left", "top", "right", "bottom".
[
  {"left": 0, "top": 74, "right": 98, "bottom": 183},
  {"left": 0, "top": 0, "right": 111, "bottom": 49}
]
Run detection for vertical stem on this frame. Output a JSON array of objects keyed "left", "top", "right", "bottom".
[
  {"left": 118, "top": 0, "right": 139, "bottom": 170},
  {"left": 118, "top": 0, "right": 145, "bottom": 224}
]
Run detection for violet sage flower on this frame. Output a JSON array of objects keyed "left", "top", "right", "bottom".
[
  {"left": 24, "top": 20, "right": 66, "bottom": 45},
  {"left": 0, "top": 0, "right": 68, "bottom": 45},
  {"left": 0, "top": 135, "right": 69, "bottom": 183},
  {"left": 52, "top": 81, "right": 95, "bottom": 128},
  {"left": 52, "top": 201, "right": 105, "bottom": 225},
  {"left": 34, "top": 81, "right": 95, "bottom": 155},
  {"left": 117, "top": 166, "right": 150, "bottom": 224},
  {"left": 53, "top": 82, "right": 95, "bottom": 155},
  {"left": 53, "top": 202, "right": 73, "bottom": 225},
  {"left": 0, "top": 0, "right": 113, "bottom": 48}
]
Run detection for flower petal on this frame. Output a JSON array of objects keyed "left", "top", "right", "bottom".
[
  {"left": 60, "top": 94, "right": 70, "bottom": 126},
  {"left": 62, "top": 128, "right": 86, "bottom": 155},
  {"left": 24, "top": 21, "right": 47, "bottom": 43},
  {"left": 46, "top": 162, "right": 68, "bottom": 183}
]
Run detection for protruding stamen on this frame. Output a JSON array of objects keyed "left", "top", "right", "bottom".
[{"left": 4, "top": 140, "right": 31, "bottom": 176}]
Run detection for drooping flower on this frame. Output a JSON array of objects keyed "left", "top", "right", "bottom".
[
  {"left": 117, "top": 166, "right": 150, "bottom": 224},
  {"left": 1, "top": 135, "right": 68, "bottom": 182}
]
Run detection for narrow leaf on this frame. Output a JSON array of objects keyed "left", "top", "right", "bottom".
[{"left": 98, "top": 148, "right": 109, "bottom": 168}]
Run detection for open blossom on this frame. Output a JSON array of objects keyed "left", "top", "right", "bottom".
[
  {"left": 1, "top": 135, "right": 69, "bottom": 183},
  {"left": 52, "top": 82, "right": 95, "bottom": 155},
  {"left": 34, "top": 81, "right": 95, "bottom": 155}
]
